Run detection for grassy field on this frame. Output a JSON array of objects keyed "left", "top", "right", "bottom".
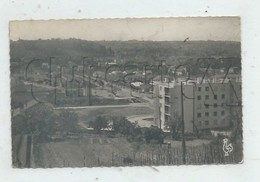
[
  {"left": 33, "top": 135, "right": 134, "bottom": 168},
  {"left": 31, "top": 134, "right": 242, "bottom": 168}
]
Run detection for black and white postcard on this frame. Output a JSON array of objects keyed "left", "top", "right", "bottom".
[{"left": 9, "top": 17, "right": 243, "bottom": 168}]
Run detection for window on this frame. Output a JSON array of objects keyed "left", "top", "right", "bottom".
[
  {"left": 205, "top": 103, "right": 209, "bottom": 109},
  {"left": 221, "top": 94, "right": 225, "bottom": 99},
  {"left": 205, "top": 86, "right": 209, "bottom": 91},
  {"left": 205, "top": 95, "right": 209, "bottom": 100},
  {"left": 198, "top": 87, "right": 201, "bottom": 91},
  {"left": 205, "top": 112, "right": 209, "bottom": 117},
  {"left": 165, "top": 106, "right": 170, "bottom": 113},
  {"left": 165, "top": 97, "right": 170, "bottom": 105},
  {"left": 165, "top": 115, "right": 170, "bottom": 121},
  {"left": 214, "top": 103, "right": 218, "bottom": 108},
  {"left": 197, "top": 96, "right": 201, "bottom": 100},
  {"left": 214, "top": 95, "right": 218, "bottom": 100},
  {"left": 197, "top": 121, "right": 202, "bottom": 126},
  {"left": 214, "top": 111, "right": 218, "bottom": 116},
  {"left": 221, "top": 103, "right": 225, "bottom": 107},
  {"left": 214, "top": 120, "right": 218, "bottom": 125},
  {"left": 205, "top": 120, "right": 209, "bottom": 125},
  {"left": 197, "top": 113, "right": 201, "bottom": 118},
  {"left": 197, "top": 104, "right": 202, "bottom": 109},
  {"left": 221, "top": 111, "right": 225, "bottom": 116},
  {"left": 165, "top": 87, "right": 170, "bottom": 95}
]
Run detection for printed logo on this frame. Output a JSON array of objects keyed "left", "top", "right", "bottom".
[{"left": 223, "top": 138, "right": 233, "bottom": 156}]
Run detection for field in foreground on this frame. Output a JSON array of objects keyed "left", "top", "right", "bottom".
[{"left": 32, "top": 134, "right": 243, "bottom": 168}]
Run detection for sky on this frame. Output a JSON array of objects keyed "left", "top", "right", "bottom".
[{"left": 9, "top": 17, "right": 240, "bottom": 41}]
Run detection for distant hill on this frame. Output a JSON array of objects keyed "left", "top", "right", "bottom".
[{"left": 10, "top": 39, "right": 241, "bottom": 61}]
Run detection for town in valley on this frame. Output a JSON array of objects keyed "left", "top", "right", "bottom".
[{"left": 10, "top": 18, "right": 242, "bottom": 168}]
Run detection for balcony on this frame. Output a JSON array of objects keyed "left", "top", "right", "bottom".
[
  {"left": 165, "top": 87, "right": 170, "bottom": 96},
  {"left": 164, "top": 105, "right": 170, "bottom": 114},
  {"left": 165, "top": 97, "right": 170, "bottom": 105}
]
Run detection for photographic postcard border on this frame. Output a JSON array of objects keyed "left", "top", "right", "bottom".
[{"left": 1, "top": 0, "right": 260, "bottom": 182}]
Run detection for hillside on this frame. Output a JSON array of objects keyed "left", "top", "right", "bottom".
[{"left": 10, "top": 39, "right": 241, "bottom": 61}]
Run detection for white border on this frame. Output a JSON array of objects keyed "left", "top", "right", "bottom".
[{"left": 1, "top": 1, "right": 260, "bottom": 182}]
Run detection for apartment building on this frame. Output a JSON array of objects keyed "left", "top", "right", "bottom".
[{"left": 154, "top": 75, "right": 242, "bottom": 133}]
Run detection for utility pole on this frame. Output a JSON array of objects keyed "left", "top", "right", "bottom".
[
  {"left": 87, "top": 65, "right": 92, "bottom": 106},
  {"left": 180, "top": 82, "right": 186, "bottom": 164},
  {"left": 54, "top": 77, "right": 57, "bottom": 105},
  {"left": 49, "top": 57, "right": 53, "bottom": 86},
  {"left": 88, "top": 71, "right": 92, "bottom": 106},
  {"left": 159, "top": 101, "right": 162, "bottom": 147}
]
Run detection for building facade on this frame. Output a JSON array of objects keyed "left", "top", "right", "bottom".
[{"left": 154, "top": 75, "right": 242, "bottom": 134}]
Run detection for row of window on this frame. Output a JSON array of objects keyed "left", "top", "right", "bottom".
[
  {"left": 197, "top": 103, "right": 226, "bottom": 109},
  {"left": 197, "top": 111, "right": 225, "bottom": 118},
  {"left": 197, "top": 94, "right": 225, "bottom": 100},
  {"left": 198, "top": 85, "right": 226, "bottom": 92},
  {"left": 197, "top": 119, "right": 226, "bottom": 126}
]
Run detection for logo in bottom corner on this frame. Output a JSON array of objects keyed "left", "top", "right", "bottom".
[{"left": 222, "top": 138, "right": 233, "bottom": 156}]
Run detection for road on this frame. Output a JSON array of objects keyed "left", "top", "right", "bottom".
[
  {"left": 127, "top": 114, "right": 156, "bottom": 127},
  {"left": 53, "top": 103, "right": 149, "bottom": 110}
]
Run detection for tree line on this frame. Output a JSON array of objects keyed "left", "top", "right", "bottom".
[
  {"left": 12, "top": 103, "right": 79, "bottom": 142},
  {"left": 89, "top": 115, "right": 164, "bottom": 144}
]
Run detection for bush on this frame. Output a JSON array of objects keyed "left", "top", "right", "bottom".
[
  {"left": 89, "top": 116, "right": 108, "bottom": 132},
  {"left": 143, "top": 126, "right": 164, "bottom": 144}
]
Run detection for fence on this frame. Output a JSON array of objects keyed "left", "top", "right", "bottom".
[
  {"left": 84, "top": 142, "right": 242, "bottom": 167},
  {"left": 31, "top": 139, "right": 243, "bottom": 168}
]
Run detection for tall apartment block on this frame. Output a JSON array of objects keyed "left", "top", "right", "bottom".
[{"left": 154, "top": 75, "right": 242, "bottom": 133}]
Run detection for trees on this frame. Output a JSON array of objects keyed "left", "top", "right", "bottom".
[
  {"left": 112, "top": 116, "right": 134, "bottom": 135},
  {"left": 37, "top": 113, "right": 57, "bottom": 141},
  {"left": 12, "top": 114, "right": 27, "bottom": 135},
  {"left": 165, "top": 112, "right": 182, "bottom": 140},
  {"left": 111, "top": 116, "right": 165, "bottom": 143},
  {"left": 89, "top": 116, "right": 108, "bottom": 133},
  {"left": 58, "top": 110, "right": 79, "bottom": 133},
  {"left": 111, "top": 116, "right": 143, "bottom": 142},
  {"left": 20, "top": 103, "right": 57, "bottom": 142},
  {"left": 25, "top": 104, "right": 52, "bottom": 130},
  {"left": 143, "top": 126, "right": 164, "bottom": 144}
]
